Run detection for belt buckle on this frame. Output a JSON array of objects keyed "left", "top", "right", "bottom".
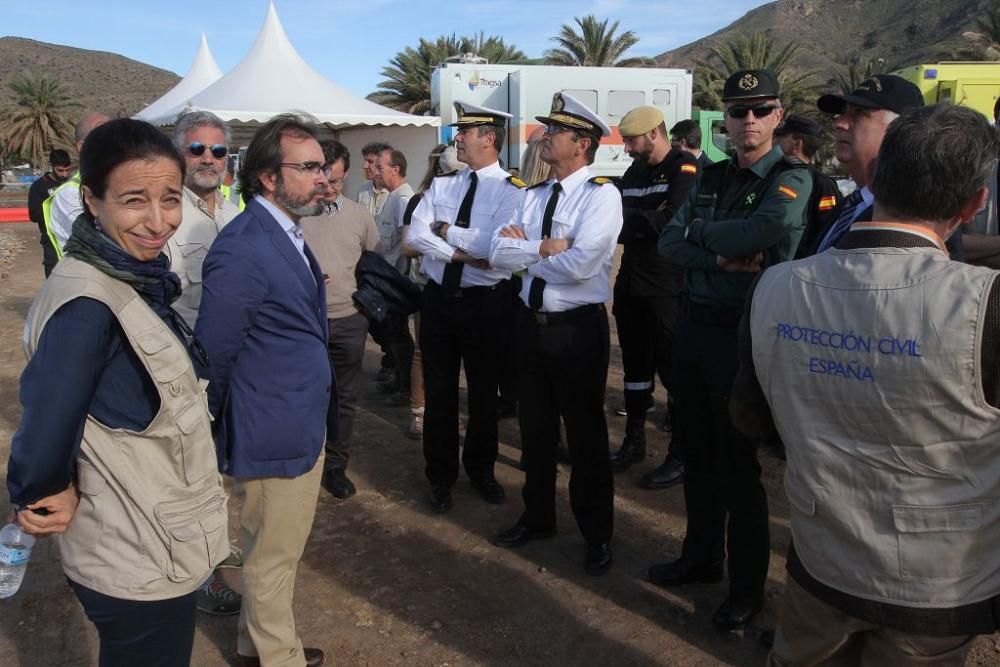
[{"left": 534, "top": 312, "right": 547, "bottom": 325}]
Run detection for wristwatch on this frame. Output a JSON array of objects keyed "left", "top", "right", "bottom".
[{"left": 431, "top": 221, "right": 448, "bottom": 238}]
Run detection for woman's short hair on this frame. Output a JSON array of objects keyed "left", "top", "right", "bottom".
[{"left": 79, "top": 118, "right": 185, "bottom": 221}]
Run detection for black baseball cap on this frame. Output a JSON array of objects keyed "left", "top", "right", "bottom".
[
  {"left": 817, "top": 74, "right": 925, "bottom": 115},
  {"left": 775, "top": 114, "right": 823, "bottom": 137},
  {"left": 721, "top": 69, "right": 780, "bottom": 102}
]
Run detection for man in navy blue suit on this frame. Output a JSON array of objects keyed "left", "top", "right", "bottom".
[{"left": 196, "top": 114, "right": 335, "bottom": 667}]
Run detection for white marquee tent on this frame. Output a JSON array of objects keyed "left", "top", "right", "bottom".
[
  {"left": 134, "top": 33, "right": 222, "bottom": 125},
  {"left": 135, "top": 2, "right": 439, "bottom": 195}
]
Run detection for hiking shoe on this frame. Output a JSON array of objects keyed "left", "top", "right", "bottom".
[
  {"left": 406, "top": 412, "right": 424, "bottom": 441},
  {"left": 197, "top": 574, "right": 241, "bottom": 615}
]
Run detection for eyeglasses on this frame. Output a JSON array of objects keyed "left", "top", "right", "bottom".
[
  {"left": 280, "top": 161, "right": 333, "bottom": 177},
  {"left": 726, "top": 104, "right": 779, "bottom": 119},
  {"left": 187, "top": 143, "right": 228, "bottom": 159},
  {"left": 543, "top": 124, "right": 573, "bottom": 136}
]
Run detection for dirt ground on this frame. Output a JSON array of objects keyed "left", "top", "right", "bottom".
[{"left": 0, "top": 222, "right": 997, "bottom": 666}]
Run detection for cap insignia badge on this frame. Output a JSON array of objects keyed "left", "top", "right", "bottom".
[{"left": 738, "top": 73, "right": 759, "bottom": 91}]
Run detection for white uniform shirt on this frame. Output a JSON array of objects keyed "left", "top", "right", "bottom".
[
  {"left": 377, "top": 182, "right": 414, "bottom": 274},
  {"left": 408, "top": 161, "right": 522, "bottom": 287},
  {"left": 165, "top": 187, "right": 241, "bottom": 327},
  {"left": 490, "top": 165, "right": 623, "bottom": 312},
  {"left": 49, "top": 180, "right": 84, "bottom": 250}
]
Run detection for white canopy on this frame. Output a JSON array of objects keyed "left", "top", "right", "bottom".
[
  {"left": 134, "top": 34, "right": 222, "bottom": 123},
  {"left": 139, "top": 1, "right": 438, "bottom": 129}
]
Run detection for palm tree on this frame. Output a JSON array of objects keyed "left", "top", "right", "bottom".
[
  {"left": 693, "top": 33, "right": 818, "bottom": 112},
  {"left": 0, "top": 73, "right": 80, "bottom": 168},
  {"left": 544, "top": 15, "right": 654, "bottom": 67},
  {"left": 959, "top": 0, "right": 1000, "bottom": 60},
  {"left": 368, "top": 33, "right": 526, "bottom": 113},
  {"left": 833, "top": 57, "right": 893, "bottom": 95}
]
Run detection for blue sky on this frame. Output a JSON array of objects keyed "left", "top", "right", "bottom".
[{"left": 3, "top": 0, "right": 773, "bottom": 97}]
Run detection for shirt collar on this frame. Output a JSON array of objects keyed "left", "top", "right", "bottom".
[
  {"left": 472, "top": 161, "right": 502, "bottom": 178},
  {"left": 255, "top": 194, "right": 299, "bottom": 235},
  {"left": 183, "top": 186, "right": 222, "bottom": 218},
  {"left": 553, "top": 164, "right": 591, "bottom": 196},
  {"left": 728, "top": 145, "right": 784, "bottom": 178},
  {"left": 858, "top": 186, "right": 875, "bottom": 208}
]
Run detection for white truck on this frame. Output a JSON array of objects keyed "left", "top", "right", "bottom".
[{"left": 430, "top": 62, "right": 694, "bottom": 177}]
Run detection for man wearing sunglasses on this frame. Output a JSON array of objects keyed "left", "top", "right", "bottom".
[
  {"left": 654, "top": 69, "right": 812, "bottom": 632},
  {"left": 490, "top": 93, "right": 622, "bottom": 576},
  {"left": 167, "top": 111, "right": 241, "bottom": 329}
]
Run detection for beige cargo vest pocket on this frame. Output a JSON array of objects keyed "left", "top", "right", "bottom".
[{"left": 24, "top": 258, "right": 229, "bottom": 600}]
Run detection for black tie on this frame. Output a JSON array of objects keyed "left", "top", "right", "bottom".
[
  {"left": 528, "top": 183, "right": 562, "bottom": 311},
  {"left": 441, "top": 172, "right": 478, "bottom": 294}
]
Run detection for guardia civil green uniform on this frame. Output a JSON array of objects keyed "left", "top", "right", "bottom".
[{"left": 653, "top": 69, "right": 812, "bottom": 631}]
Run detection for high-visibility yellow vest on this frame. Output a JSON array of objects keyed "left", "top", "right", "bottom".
[
  {"left": 41, "top": 171, "right": 81, "bottom": 260},
  {"left": 219, "top": 183, "right": 246, "bottom": 211}
]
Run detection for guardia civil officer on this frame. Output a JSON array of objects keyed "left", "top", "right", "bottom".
[
  {"left": 611, "top": 106, "right": 699, "bottom": 490},
  {"left": 654, "top": 70, "right": 812, "bottom": 631},
  {"left": 733, "top": 104, "right": 1000, "bottom": 666},
  {"left": 407, "top": 102, "right": 524, "bottom": 513},
  {"left": 490, "top": 93, "right": 623, "bottom": 576}
]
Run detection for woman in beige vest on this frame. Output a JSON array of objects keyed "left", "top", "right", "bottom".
[{"left": 7, "top": 118, "right": 228, "bottom": 666}]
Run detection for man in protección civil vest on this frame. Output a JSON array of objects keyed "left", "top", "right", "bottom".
[
  {"left": 733, "top": 104, "right": 1000, "bottom": 665},
  {"left": 655, "top": 69, "right": 812, "bottom": 632}
]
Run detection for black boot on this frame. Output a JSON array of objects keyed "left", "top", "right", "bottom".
[{"left": 610, "top": 389, "right": 649, "bottom": 472}]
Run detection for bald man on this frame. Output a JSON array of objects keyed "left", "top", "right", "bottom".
[{"left": 44, "top": 112, "right": 112, "bottom": 253}]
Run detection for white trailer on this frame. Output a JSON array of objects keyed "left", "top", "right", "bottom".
[{"left": 430, "top": 63, "right": 694, "bottom": 177}]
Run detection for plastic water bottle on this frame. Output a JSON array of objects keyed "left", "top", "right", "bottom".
[{"left": 0, "top": 523, "right": 35, "bottom": 599}]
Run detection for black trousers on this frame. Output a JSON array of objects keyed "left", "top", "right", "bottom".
[
  {"left": 388, "top": 313, "right": 415, "bottom": 392},
  {"left": 498, "top": 274, "right": 522, "bottom": 408},
  {"left": 671, "top": 310, "right": 769, "bottom": 603},
  {"left": 420, "top": 279, "right": 511, "bottom": 486},
  {"left": 518, "top": 305, "right": 614, "bottom": 545},
  {"left": 613, "top": 291, "right": 683, "bottom": 455},
  {"left": 325, "top": 311, "right": 369, "bottom": 471},
  {"left": 69, "top": 580, "right": 196, "bottom": 667}
]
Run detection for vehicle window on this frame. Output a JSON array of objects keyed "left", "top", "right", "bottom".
[
  {"left": 562, "top": 89, "right": 599, "bottom": 112},
  {"left": 608, "top": 90, "right": 645, "bottom": 117},
  {"left": 653, "top": 89, "right": 671, "bottom": 107}
]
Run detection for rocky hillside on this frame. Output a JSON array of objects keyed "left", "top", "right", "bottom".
[
  {"left": 0, "top": 36, "right": 179, "bottom": 117},
  {"left": 657, "top": 0, "right": 988, "bottom": 88}
]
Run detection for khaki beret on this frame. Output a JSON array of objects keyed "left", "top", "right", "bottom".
[{"left": 619, "top": 106, "right": 664, "bottom": 138}]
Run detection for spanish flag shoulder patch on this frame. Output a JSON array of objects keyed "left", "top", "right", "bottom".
[
  {"left": 777, "top": 185, "right": 799, "bottom": 200},
  {"left": 818, "top": 195, "right": 837, "bottom": 210},
  {"left": 680, "top": 164, "right": 698, "bottom": 175},
  {"left": 507, "top": 176, "right": 527, "bottom": 188}
]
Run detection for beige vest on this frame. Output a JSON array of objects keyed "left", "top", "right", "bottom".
[
  {"left": 24, "top": 257, "right": 228, "bottom": 600},
  {"left": 751, "top": 245, "right": 1000, "bottom": 608}
]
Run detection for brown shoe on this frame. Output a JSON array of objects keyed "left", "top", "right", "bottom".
[{"left": 238, "top": 648, "right": 324, "bottom": 667}]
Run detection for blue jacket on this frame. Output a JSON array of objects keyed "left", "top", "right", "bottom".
[{"left": 195, "top": 198, "right": 337, "bottom": 478}]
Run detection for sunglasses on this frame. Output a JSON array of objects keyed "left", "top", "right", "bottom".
[
  {"left": 187, "top": 142, "right": 228, "bottom": 159},
  {"left": 543, "top": 124, "right": 574, "bottom": 136},
  {"left": 726, "top": 104, "right": 779, "bottom": 119}
]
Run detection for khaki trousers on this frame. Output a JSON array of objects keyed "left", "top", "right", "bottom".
[
  {"left": 769, "top": 576, "right": 975, "bottom": 667},
  {"left": 235, "top": 453, "right": 324, "bottom": 667}
]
